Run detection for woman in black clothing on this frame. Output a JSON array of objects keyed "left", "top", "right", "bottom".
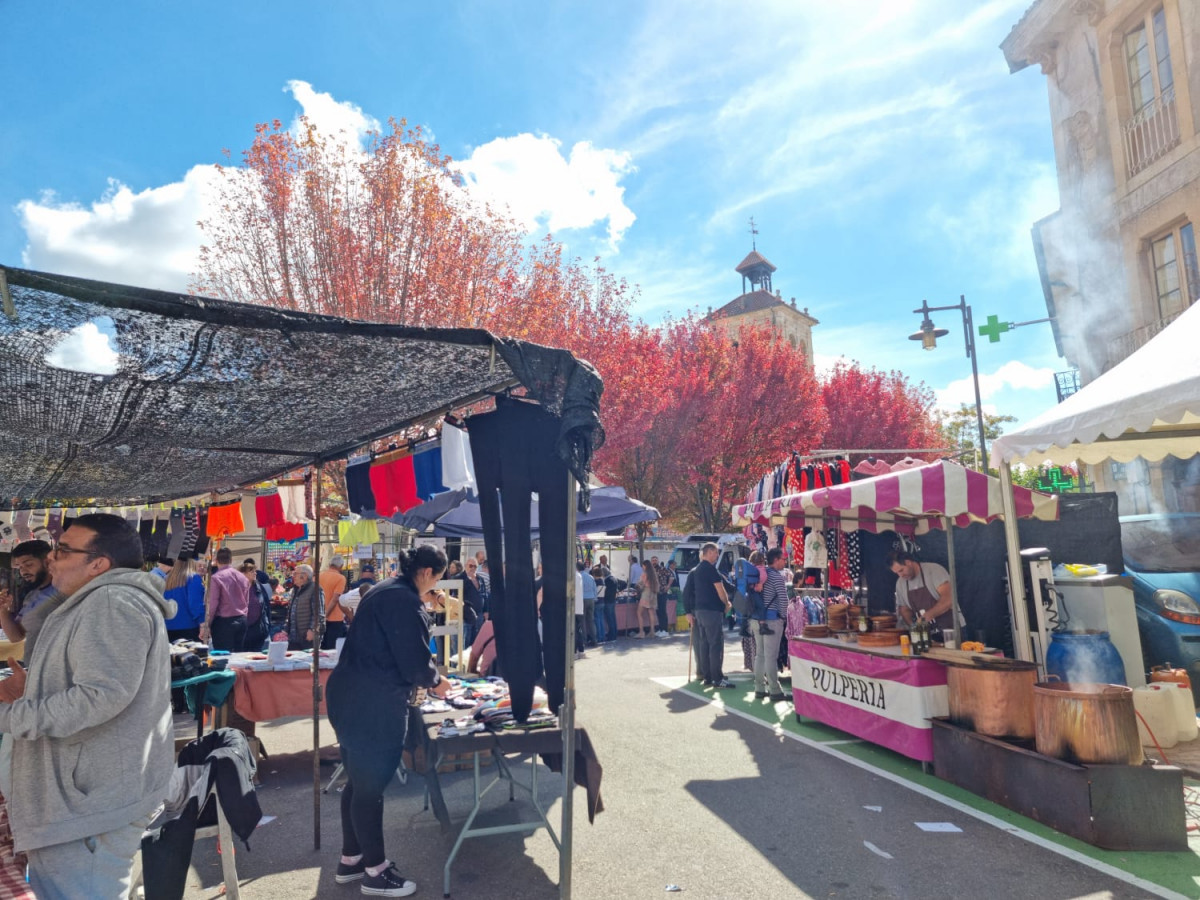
[{"left": 326, "top": 545, "right": 451, "bottom": 897}]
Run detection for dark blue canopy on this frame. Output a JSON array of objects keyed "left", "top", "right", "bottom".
[{"left": 395, "top": 485, "right": 658, "bottom": 538}]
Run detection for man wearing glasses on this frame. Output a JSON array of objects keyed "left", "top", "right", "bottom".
[{"left": 0, "top": 513, "right": 173, "bottom": 899}]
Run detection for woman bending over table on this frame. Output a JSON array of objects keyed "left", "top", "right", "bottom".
[{"left": 326, "top": 545, "right": 451, "bottom": 897}]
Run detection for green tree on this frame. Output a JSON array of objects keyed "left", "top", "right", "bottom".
[{"left": 939, "top": 404, "right": 1016, "bottom": 471}]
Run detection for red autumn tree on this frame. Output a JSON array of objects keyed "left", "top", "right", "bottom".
[
  {"left": 819, "top": 362, "right": 944, "bottom": 465},
  {"left": 647, "top": 318, "right": 827, "bottom": 530}
]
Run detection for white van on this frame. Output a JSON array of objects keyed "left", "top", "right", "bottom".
[{"left": 669, "top": 534, "right": 749, "bottom": 590}]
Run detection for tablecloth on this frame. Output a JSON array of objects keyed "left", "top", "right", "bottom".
[{"left": 232, "top": 667, "right": 331, "bottom": 722}]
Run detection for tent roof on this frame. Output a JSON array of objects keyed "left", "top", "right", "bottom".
[
  {"left": 0, "top": 266, "right": 602, "bottom": 509},
  {"left": 407, "top": 484, "right": 659, "bottom": 539},
  {"left": 990, "top": 300, "right": 1200, "bottom": 468},
  {"left": 732, "top": 460, "right": 1058, "bottom": 533}
]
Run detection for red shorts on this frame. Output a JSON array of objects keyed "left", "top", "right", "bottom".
[
  {"left": 255, "top": 491, "right": 285, "bottom": 529},
  {"left": 369, "top": 456, "right": 420, "bottom": 517}
]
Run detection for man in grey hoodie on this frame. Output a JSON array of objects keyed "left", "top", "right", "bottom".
[{"left": 0, "top": 513, "right": 173, "bottom": 900}]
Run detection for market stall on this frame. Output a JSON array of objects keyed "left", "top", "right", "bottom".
[
  {"left": 733, "top": 461, "right": 1058, "bottom": 761},
  {"left": 990, "top": 298, "right": 1200, "bottom": 665},
  {"left": 0, "top": 265, "right": 604, "bottom": 896}
]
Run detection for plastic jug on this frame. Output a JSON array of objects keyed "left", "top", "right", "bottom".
[
  {"left": 1164, "top": 682, "right": 1199, "bottom": 742},
  {"left": 1133, "top": 684, "right": 1179, "bottom": 748},
  {"left": 1150, "top": 664, "right": 1192, "bottom": 691}
]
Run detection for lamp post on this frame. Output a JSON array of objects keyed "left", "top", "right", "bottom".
[{"left": 910, "top": 295, "right": 988, "bottom": 469}]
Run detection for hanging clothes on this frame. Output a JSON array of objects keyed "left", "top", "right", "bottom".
[
  {"left": 337, "top": 518, "right": 380, "bottom": 547},
  {"left": 277, "top": 479, "right": 306, "bottom": 523},
  {"left": 468, "top": 397, "right": 570, "bottom": 723},
  {"left": 254, "top": 488, "right": 284, "bottom": 530},
  {"left": 343, "top": 459, "right": 375, "bottom": 517},
  {"left": 369, "top": 453, "right": 420, "bottom": 518},
  {"left": 205, "top": 501, "right": 243, "bottom": 539},
  {"left": 441, "top": 420, "right": 477, "bottom": 492},
  {"left": 412, "top": 444, "right": 447, "bottom": 501}
]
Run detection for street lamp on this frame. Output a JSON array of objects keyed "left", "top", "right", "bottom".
[{"left": 910, "top": 295, "right": 988, "bottom": 469}]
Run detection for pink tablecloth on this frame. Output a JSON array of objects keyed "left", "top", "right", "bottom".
[
  {"left": 789, "top": 637, "right": 948, "bottom": 762},
  {"left": 232, "top": 667, "right": 332, "bottom": 722}
]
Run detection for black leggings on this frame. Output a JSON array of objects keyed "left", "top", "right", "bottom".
[
  {"left": 339, "top": 739, "right": 407, "bottom": 867},
  {"left": 469, "top": 398, "right": 570, "bottom": 721}
]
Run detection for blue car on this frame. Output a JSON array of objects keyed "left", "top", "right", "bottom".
[{"left": 1122, "top": 513, "right": 1200, "bottom": 704}]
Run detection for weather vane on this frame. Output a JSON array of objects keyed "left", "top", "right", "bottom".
[{"left": 749, "top": 216, "right": 758, "bottom": 250}]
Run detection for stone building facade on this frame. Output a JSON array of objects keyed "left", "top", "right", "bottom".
[
  {"left": 704, "top": 249, "right": 819, "bottom": 368},
  {"left": 1003, "top": 0, "right": 1200, "bottom": 511}
]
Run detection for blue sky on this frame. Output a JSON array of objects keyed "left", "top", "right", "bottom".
[{"left": 1, "top": 0, "right": 1065, "bottom": 429}]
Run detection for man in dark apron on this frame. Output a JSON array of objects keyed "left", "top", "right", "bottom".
[{"left": 887, "top": 550, "right": 961, "bottom": 637}]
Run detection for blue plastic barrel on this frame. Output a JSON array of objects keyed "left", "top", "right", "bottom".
[{"left": 1045, "top": 631, "right": 1127, "bottom": 685}]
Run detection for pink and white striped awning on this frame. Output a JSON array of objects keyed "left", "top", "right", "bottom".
[{"left": 731, "top": 460, "right": 1058, "bottom": 534}]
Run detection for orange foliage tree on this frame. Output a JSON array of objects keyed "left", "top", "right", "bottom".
[{"left": 819, "top": 362, "right": 944, "bottom": 465}]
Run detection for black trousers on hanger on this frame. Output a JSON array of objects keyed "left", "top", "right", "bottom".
[{"left": 469, "top": 398, "right": 570, "bottom": 721}]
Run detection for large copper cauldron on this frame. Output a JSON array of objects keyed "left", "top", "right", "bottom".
[
  {"left": 946, "top": 660, "right": 1038, "bottom": 739},
  {"left": 1033, "top": 681, "right": 1142, "bottom": 765}
]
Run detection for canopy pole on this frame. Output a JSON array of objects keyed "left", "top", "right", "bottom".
[
  {"left": 999, "top": 462, "right": 1033, "bottom": 662},
  {"left": 559, "top": 473, "right": 577, "bottom": 899},
  {"left": 943, "top": 516, "right": 961, "bottom": 645},
  {"left": 312, "top": 460, "right": 324, "bottom": 850}
]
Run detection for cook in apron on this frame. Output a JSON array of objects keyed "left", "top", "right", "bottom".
[{"left": 900, "top": 564, "right": 960, "bottom": 638}]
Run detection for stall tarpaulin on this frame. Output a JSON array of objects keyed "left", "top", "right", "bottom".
[
  {"left": 732, "top": 460, "right": 1059, "bottom": 532},
  {"left": 989, "top": 299, "right": 1200, "bottom": 468}
]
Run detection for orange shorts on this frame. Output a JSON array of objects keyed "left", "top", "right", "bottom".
[{"left": 206, "top": 501, "right": 245, "bottom": 538}]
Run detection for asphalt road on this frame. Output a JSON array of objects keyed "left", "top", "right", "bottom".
[{"left": 176, "top": 630, "right": 1169, "bottom": 899}]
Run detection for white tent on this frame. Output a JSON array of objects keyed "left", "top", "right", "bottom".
[
  {"left": 990, "top": 299, "right": 1200, "bottom": 469},
  {"left": 989, "top": 299, "right": 1200, "bottom": 665}
]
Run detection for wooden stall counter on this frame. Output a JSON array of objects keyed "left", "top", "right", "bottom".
[{"left": 789, "top": 636, "right": 949, "bottom": 763}]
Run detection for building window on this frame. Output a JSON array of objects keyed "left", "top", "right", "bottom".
[
  {"left": 1121, "top": 6, "right": 1180, "bottom": 178},
  {"left": 1150, "top": 222, "right": 1198, "bottom": 319}
]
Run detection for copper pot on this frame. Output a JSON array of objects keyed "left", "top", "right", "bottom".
[
  {"left": 1033, "top": 681, "right": 1142, "bottom": 765},
  {"left": 946, "top": 662, "right": 1037, "bottom": 739}
]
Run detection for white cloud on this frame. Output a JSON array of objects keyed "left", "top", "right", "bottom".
[
  {"left": 935, "top": 359, "right": 1055, "bottom": 410},
  {"left": 285, "top": 79, "right": 380, "bottom": 146},
  {"left": 454, "top": 134, "right": 636, "bottom": 248},
  {"left": 17, "top": 167, "right": 222, "bottom": 292},
  {"left": 45, "top": 317, "right": 120, "bottom": 375}
]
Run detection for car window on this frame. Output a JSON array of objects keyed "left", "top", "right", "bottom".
[
  {"left": 670, "top": 548, "right": 699, "bottom": 572},
  {"left": 1122, "top": 516, "right": 1200, "bottom": 573}
]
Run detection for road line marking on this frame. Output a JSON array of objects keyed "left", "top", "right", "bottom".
[
  {"left": 667, "top": 681, "right": 1193, "bottom": 900},
  {"left": 863, "top": 841, "right": 893, "bottom": 859}
]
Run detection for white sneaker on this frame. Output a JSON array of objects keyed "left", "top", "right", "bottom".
[{"left": 657, "top": 630, "right": 669, "bottom": 637}]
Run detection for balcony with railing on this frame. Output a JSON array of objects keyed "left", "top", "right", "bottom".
[
  {"left": 1107, "top": 311, "right": 1182, "bottom": 365},
  {"left": 1123, "top": 85, "right": 1180, "bottom": 179}
]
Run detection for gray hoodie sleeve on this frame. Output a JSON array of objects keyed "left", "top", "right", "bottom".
[{"left": 0, "top": 587, "right": 161, "bottom": 740}]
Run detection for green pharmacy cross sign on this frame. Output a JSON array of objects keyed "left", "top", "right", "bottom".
[
  {"left": 1035, "top": 466, "right": 1077, "bottom": 493},
  {"left": 978, "top": 315, "right": 1010, "bottom": 343}
]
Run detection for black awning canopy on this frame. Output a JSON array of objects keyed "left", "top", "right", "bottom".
[{"left": 0, "top": 266, "right": 601, "bottom": 509}]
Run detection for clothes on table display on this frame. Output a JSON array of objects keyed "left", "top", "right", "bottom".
[{"left": 468, "top": 397, "right": 571, "bottom": 723}]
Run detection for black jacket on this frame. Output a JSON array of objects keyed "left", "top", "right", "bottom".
[{"left": 326, "top": 576, "right": 439, "bottom": 746}]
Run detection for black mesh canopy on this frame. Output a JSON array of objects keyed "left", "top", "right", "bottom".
[{"left": 0, "top": 267, "right": 603, "bottom": 509}]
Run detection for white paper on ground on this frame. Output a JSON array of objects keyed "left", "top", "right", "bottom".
[{"left": 914, "top": 822, "right": 962, "bottom": 832}]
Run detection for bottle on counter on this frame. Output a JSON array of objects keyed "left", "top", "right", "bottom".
[
  {"left": 858, "top": 615, "right": 869, "bottom": 633},
  {"left": 917, "top": 609, "right": 929, "bottom": 654},
  {"left": 900, "top": 634, "right": 911, "bottom": 657},
  {"left": 908, "top": 614, "right": 921, "bottom": 654}
]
